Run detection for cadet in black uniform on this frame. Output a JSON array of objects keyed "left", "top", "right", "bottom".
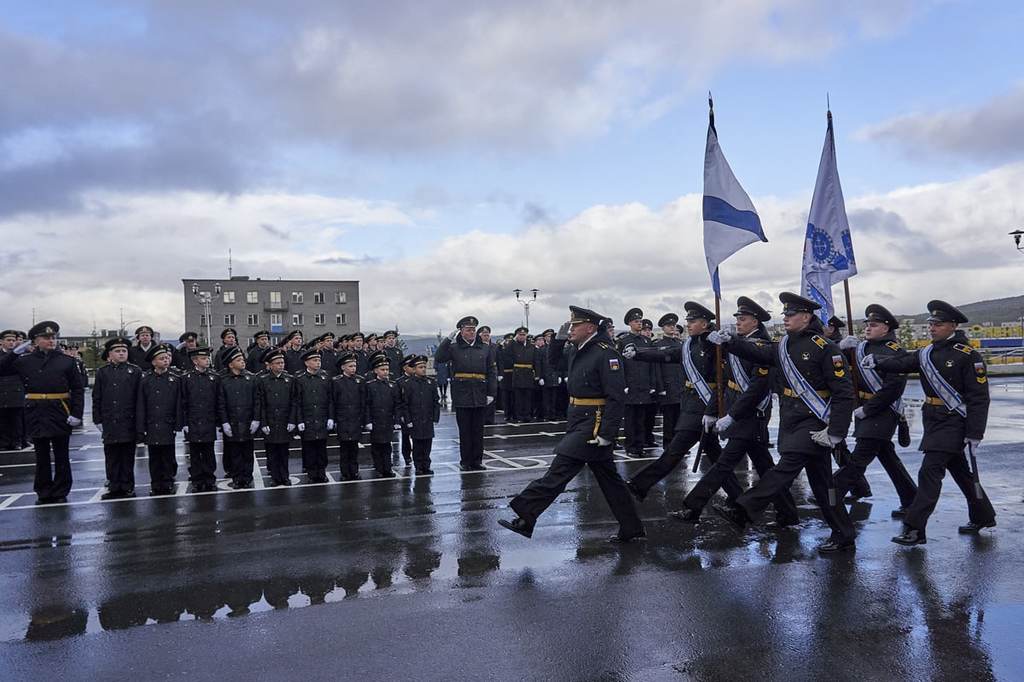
[
  {"left": 477, "top": 326, "right": 497, "bottom": 424},
  {"left": 173, "top": 332, "right": 199, "bottom": 372},
  {"left": 217, "top": 346, "right": 261, "bottom": 488},
  {"left": 136, "top": 344, "right": 182, "bottom": 495},
  {"left": 381, "top": 331, "right": 403, "bottom": 380},
  {"left": 213, "top": 327, "right": 240, "bottom": 374},
  {"left": 181, "top": 346, "right": 220, "bottom": 492},
  {"left": 246, "top": 330, "right": 272, "bottom": 373},
  {"left": 128, "top": 325, "right": 156, "bottom": 371},
  {"left": 498, "top": 307, "right": 644, "bottom": 543},
  {"left": 509, "top": 326, "right": 536, "bottom": 422},
  {"left": 673, "top": 298, "right": 798, "bottom": 524},
  {"left": 349, "top": 332, "right": 370, "bottom": 376},
  {"left": 331, "top": 353, "right": 367, "bottom": 480},
  {"left": 0, "top": 321, "right": 85, "bottom": 504},
  {"left": 282, "top": 330, "right": 305, "bottom": 375},
  {"left": 435, "top": 316, "right": 497, "bottom": 470},
  {"left": 296, "top": 347, "right": 332, "bottom": 483},
  {"left": 395, "top": 354, "right": 417, "bottom": 464},
  {"left": 640, "top": 318, "right": 659, "bottom": 446},
  {"left": 863, "top": 300, "right": 996, "bottom": 545},
  {"left": 535, "top": 330, "right": 560, "bottom": 420},
  {"left": 498, "top": 332, "right": 515, "bottom": 419},
  {"left": 622, "top": 302, "right": 729, "bottom": 501},
  {"left": 617, "top": 308, "right": 657, "bottom": 455},
  {"left": 365, "top": 353, "right": 400, "bottom": 477},
  {"left": 835, "top": 304, "right": 918, "bottom": 516},
  {"left": 318, "top": 333, "right": 339, "bottom": 378},
  {"left": 710, "top": 292, "right": 857, "bottom": 553},
  {"left": 0, "top": 330, "right": 27, "bottom": 450},
  {"left": 652, "top": 314, "right": 684, "bottom": 443},
  {"left": 256, "top": 348, "right": 298, "bottom": 486},
  {"left": 824, "top": 315, "right": 873, "bottom": 499},
  {"left": 401, "top": 355, "right": 440, "bottom": 475},
  {"left": 92, "top": 337, "right": 142, "bottom": 499}
]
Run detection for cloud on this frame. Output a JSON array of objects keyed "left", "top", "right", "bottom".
[{"left": 857, "top": 82, "right": 1024, "bottom": 163}]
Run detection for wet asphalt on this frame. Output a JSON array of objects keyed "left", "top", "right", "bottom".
[{"left": 0, "top": 379, "right": 1021, "bottom": 680}]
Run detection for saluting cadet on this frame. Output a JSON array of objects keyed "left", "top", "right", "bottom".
[
  {"left": 434, "top": 316, "right": 497, "bottom": 471},
  {"left": 136, "top": 344, "right": 182, "bottom": 495},
  {"left": 509, "top": 326, "right": 536, "bottom": 422},
  {"left": 709, "top": 292, "right": 857, "bottom": 554},
  {"left": 331, "top": 353, "right": 367, "bottom": 480},
  {"left": 213, "top": 327, "right": 239, "bottom": 373},
  {"left": 295, "top": 347, "right": 333, "bottom": 483},
  {"left": 401, "top": 355, "right": 440, "bottom": 475},
  {"left": 217, "top": 346, "right": 261, "bottom": 488},
  {"left": 256, "top": 348, "right": 297, "bottom": 486},
  {"left": 863, "top": 300, "right": 996, "bottom": 545},
  {"left": 835, "top": 304, "right": 918, "bottom": 517},
  {"left": 622, "top": 302, "right": 728, "bottom": 502},
  {"left": 128, "top": 325, "right": 156, "bottom": 371},
  {"left": 652, "top": 314, "right": 684, "bottom": 443},
  {"left": 282, "top": 330, "right": 305, "bottom": 375},
  {"left": 617, "top": 308, "right": 657, "bottom": 456},
  {"left": 0, "top": 321, "right": 85, "bottom": 504},
  {"left": 396, "top": 354, "right": 417, "bottom": 464},
  {"left": 246, "top": 330, "right": 271, "bottom": 372},
  {"left": 0, "top": 329, "right": 26, "bottom": 450},
  {"left": 365, "top": 353, "right": 401, "bottom": 478},
  {"left": 92, "top": 337, "right": 142, "bottom": 499},
  {"left": 181, "top": 346, "right": 220, "bottom": 492},
  {"left": 498, "top": 307, "right": 644, "bottom": 543},
  {"left": 174, "top": 332, "right": 199, "bottom": 372},
  {"left": 381, "top": 330, "right": 403, "bottom": 380},
  {"left": 672, "top": 298, "right": 798, "bottom": 525}
]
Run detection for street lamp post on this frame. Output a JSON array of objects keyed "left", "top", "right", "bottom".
[
  {"left": 513, "top": 288, "right": 539, "bottom": 329},
  {"left": 192, "top": 281, "right": 222, "bottom": 346}
]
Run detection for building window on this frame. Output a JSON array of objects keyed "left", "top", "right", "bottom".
[
  {"left": 224, "top": 314, "right": 236, "bottom": 326},
  {"left": 291, "top": 291, "right": 304, "bottom": 304},
  {"left": 292, "top": 313, "right": 304, "bottom": 326},
  {"left": 247, "top": 313, "right": 259, "bottom": 326},
  {"left": 335, "top": 291, "right": 347, "bottom": 304},
  {"left": 223, "top": 291, "right": 236, "bottom": 304},
  {"left": 270, "top": 313, "right": 283, "bottom": 327},
  {"left": 246, "top": 291, "right": 258, "bottom": 304},
  {"left": 335, "top": 313, "right": 347, "bottom": 326},
  {"left": 313, "top": 291, "right": 325, "bottom": 304},
  {"left": 270, "top": 291, "right": 282, "bottom": 307},
  {"left": 314, "top": 313, "right": 325, "bottom": 326}
]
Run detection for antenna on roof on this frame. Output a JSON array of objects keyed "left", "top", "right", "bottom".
[{"left": 228, "top": 249, "right": 233, "bottom": 278}]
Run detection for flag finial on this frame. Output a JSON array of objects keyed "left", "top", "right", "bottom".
[{"left": 708, "top": 91, "right": 715, "bottom": 128}]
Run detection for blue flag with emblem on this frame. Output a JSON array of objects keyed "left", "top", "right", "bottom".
[
  {"left": 801, "top": 108, "right": 857, "bottom": 321},
  {"left": 702, "top": 95, "right": 767, "bottom": 296}
]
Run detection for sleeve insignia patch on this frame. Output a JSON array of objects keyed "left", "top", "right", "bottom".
[
  {"left": 886, "top": 341, "right": 902, "bottom": 351},
  {"left": 976, "top": 376, "right": 988, "bottom": 384},
  {"left": 757, "top": 367, "right": 769, "bottom": 376},
  {"left": 834, "top": 369, "right": 846, "bottom": 378},
  {"left": 831, "top": 354, "right": 844, "bottom": 368},
  {"left": 608, "top": 358, "right": 621, "bottom": 371},
  {"left": 974, "top": 362, "right": 987, "bottom": 383},
  {"left": 954, "top": 343, "right": 972, "bottom": 354},
  {"left": 811, "top": 335, "right": 827, "bottom": 349}
]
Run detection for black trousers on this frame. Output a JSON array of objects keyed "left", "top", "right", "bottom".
[
  {"left": 338, "top": 440, "right": 360, "bottom": 479},
  {"left": 34, "top": 436, "right": 72, "bottom": 500},
  {"left": 455, "top": 406, "right": 486, "bottom": 467},
  {"left": 835, "top": 440, "right": 872, "bottom": 498},
  {"left": 904, "top": 449, "right": 996, "bottom": 533},
  {"left": 659, "top": 402, "right": 680, "bottom": 445},
  {"left": 541, "top": 386, "right": 559, "bottom": 420},
  {"left": 103, "top": 441, "right": 137, "bottom": 493},
  {"left": 0, "top": 407, "right": 24, "bottom": 448},
  {"left": 412, "top": 438, "right": 433, "bottom": 471},
  {"left": 301, "top": 440, "right": 328, "bottom": 476},
  {"left": 223, "top": 441, "right": 254, "bottom": 484},
  {"left": 265, "top": 442, "right": 291, "bottom": 484},
  {"left": 147, "top": 444, "right": 178, "bottom": 490},
  {"left": 684, "top": 437, "right": 798, "bottom": 521},
  {"left": 629, "top": 428, "right": 726, "bottom": 495},
  {"left": 370, "top": 442, "right": 394, "bottom": 475},
  {"left": 510, "top": 454, "right": 643, "bottom": 536},
  {"left": 187, "top": 441, "right": 217, "bottom": 486},
  {"left": 835, "top": 438, "right": 918, "bottom": 508},
  {"left": 623, "top": 404, "right": 647, "bottom": 452},
  {"left": 643, "top": 403, "right": 658, "bottom": 445},
  {"left": 513, "top": 387, "right": 533, "bottom": 422},
  {"left": 400, "top": 427, "right": 413, "bottom": 459},
  {"left": 736, "top": 448, "right": 856, "bottom": 543}
]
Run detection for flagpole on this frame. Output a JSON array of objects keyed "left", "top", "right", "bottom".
[
  {"left": 714, "top": 291, "right": 724, "bottom": 417},
  {"left": 829, "top": 104, "right": 859, "bottom": 392}
]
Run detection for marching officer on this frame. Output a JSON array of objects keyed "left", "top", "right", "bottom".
[
  {"left": 295, "top": 347, "right": 333, "bottom": 483},
  {"left": 246, "top": 330, "right": 271, "bottom": 372},
  {"left": 400, "top": 355, "right": 441, "bottom": 475},
  {"left": 181, "top": 346, "right": 220, "bottom": 492},
  {"left": 652, "top": 314, "right": 684, "bottom": 442},
  {"left": 0, "top": 329, "right": 27, "bottom": 450},
  {"left": 128, "top": 325, "right": 157, "bottom": 370},
  {"left": 282, "top": 330, "right": 305, "bottom": 375},
  {"left": 217, "top": 346, "right": 261, "bottom": 488},
  {"left": 825, "top": 315, "right": 873, "bottom": 500},
  {"left": 709, "top": 292, "right": 857, "bottom": 554},
  {"left": 331, "top": 353, "right": 367, "bottom": 480},
  {"left": 213, "top": 327, "right": 240, "bottom": 373},
  {"left": 256, "top": 348, "right": 298, "bottom": 486},
  {"left": 174, "top": 332, "right": 199, "bottom": 372},
  {"left": 835, "top": 304, "right": 918, "bottom": 517},
  {"left": 617, "top": 308, "right": 657, "bottom": 455},
  {"left": 136, "top": 344, "right": 182, "bottom": 495},
  {"left": 498, "top": 307, "right": 644, "bottom": 543},
  {"left": 862, "top": 300, "right": 996, "bottom": 545},
  {"left": 92, "top": 337, "right": 142, "bottom": 499},
  {"left": 0, "top": 321, "right": 85, "bottom": 504},
  {"left": 434, "top": 316, "right": 497, "bottom": 471},
  {"left": 365, "top": 353, "right": 401, "bottom": 478},
  {"left": 509, "top": 326, "right": 536, "bottom": 422}
]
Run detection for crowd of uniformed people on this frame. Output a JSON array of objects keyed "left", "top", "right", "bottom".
[{"left": 0, "top": 292, "right": 996, "bottom": 553}]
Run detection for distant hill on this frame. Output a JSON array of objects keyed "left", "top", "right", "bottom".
[{"left": 898, "top": 295, "right": 1024, "bottom": 326}]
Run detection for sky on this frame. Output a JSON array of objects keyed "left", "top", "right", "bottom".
[{"left": 1, "top": 0, "right": 1023, "bottom": 336}]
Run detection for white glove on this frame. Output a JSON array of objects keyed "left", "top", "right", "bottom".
[
  {"left": 839, "top": 335, "right": 859, "bottom": 350},
  {"left": 182, "top": 425, "right": 188, "bottom": 435},
  {"left": 859, "top": 354, "right": 877, "bottom": 370},
  {"left": 486, "top": 395, "right": 494, "bottom": 405},
  {"left": 701, "top": 415, "right": 717, "bottom": 432},
  {"left": 261, "top": 425, "right": 271, "bottom": 435},
  {"left": 447, "top": 330, "right": 459, "bottom": 342},
  {"left": 13, "top": 340, "right": 33, "bottom": 355},
  {"left": 557, "top": 377, "right": 563, "bottom": 385},
  {"left": 297, "top": 423, "right": 306, "bottom": 432},
  {"left": 714, "top": 415, "right": 734, "bottom": 433},
  {"left": 621, "top": 345, "right": 637, "bottom": 359},
  {"left": 556, "top": 322, "right": 570, "bottom": 340},
  {"left": 497, "top": 375, "right": 503, "bottom": 382},
  {"left": 707, "top": 330, "right": 731, "bottom": 345},
  {"left": 964, "top": 438, "right": 982, "bottom": 452},
  {"left": 624, "top": 387, "right": 629, "bottom": 394},
  {"left": 247, "top": 420, "right": 258, "bottom": 434},
  {"left": 96, "top": 423, "right": 104, "bottom": 434},
  {"left": 853, "top": 406, "right": 867, "bottom": 420},
  {"left": 222, "top": 423, "right": 233, "bottom": 437},
  {"left": 286, "top": 423, "right": 295, "bottom": 432},
  {"left": 393, "top": 423, "right": 402, "bottom": 431},
  {"left": 67, "top": 415, "right": 82, "bottom": 427},
  {"left": 587, "top": 435, "right": 612, "bottom": 446},
  {"left": 658, "top": 390, "right": 667, "bottom": 396},
  {"left": 810, "top": 428, "right": 842, "bottom": 448},
  {"left": 326, "top": 419, "right": 335, "bottom": 430},
  {"left": 364, "top": 423, "right": 372, "bottom": 430},
  {"left": 649, "top": 388, "right": 656, "bottom": 394},
  {"left": 538, "top": 379, "right": 545, "bottom": 386}
]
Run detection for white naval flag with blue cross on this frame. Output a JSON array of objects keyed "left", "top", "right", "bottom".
[
  {"left": 702, "top": 100, "right": 767, "bottom": 296},
  {"left": 801, "top": 110, "right": 857, "bottom": 321}
]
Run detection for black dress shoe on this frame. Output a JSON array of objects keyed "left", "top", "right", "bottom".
[
  {"left": 282, "top": 479, "right": 293, "bottom": 486},
  {"left": 958, "top": 520, "right": 996, "bottom": 534},
  {"left": 625, "top": 479, "right": 646, "bottom": 502},
  {"left": 668, "top": 507, "right": 701, "bottom": 523},
  {"left": 34, "top": 497, "right": 53, "bottom": 505},
  {"left": 101, "top": 491, "right": 122, "bottom": 501},
  {"left": 713, "top": 502, "right": 749, "bottom": 529},
  {"left": 416, "top": 468, "right": 434, "bottom": 475},
  {"left": 892, "top": 528, "right": 926, "bottom": 546},
  {"left": 498, "top": 517, "right": 534, "bottom": 538},
  {"left": 470, "top": 464, "right": 486, "bottom": 471},
  {"left": 459, "top": 464, "right": 471, "bottom": 471},
  {"left": 773, "top": 515, "right": 801, "bottom": 528},
  {"left": 818, "top": 538, "right": 855, "bottom": 554},
  {"left": 890, "top": 506, "right": 907, "bottom": 519},
  {"left": 609, "top": 529, "right": 647, "bottom": 544},
  {"left": 52, "top": 497, "right": 67, "bottom": 504}
]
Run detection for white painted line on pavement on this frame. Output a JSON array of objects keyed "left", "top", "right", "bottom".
[{"left": 0, "top": 493, "right": 25, "bottom": 509}]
